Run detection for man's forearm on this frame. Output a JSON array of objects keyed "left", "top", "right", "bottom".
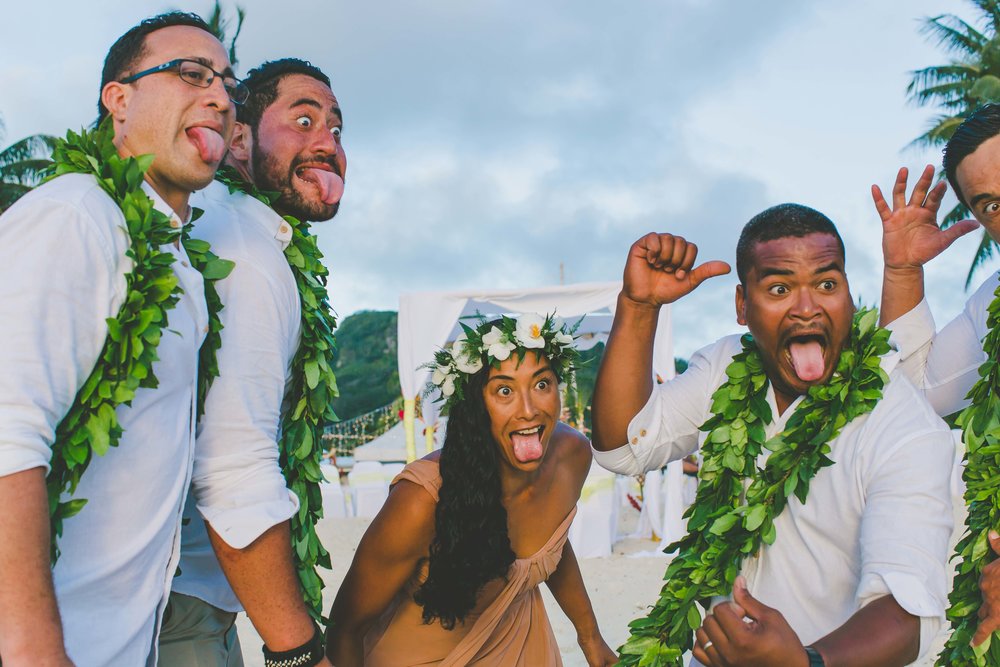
[
  {"left": 879, "top": 266, "right": 925, "bottom": 327},
  {"left": 207, "top": 520, "right": 315, "bottom": 651},
  {"left": 0, "top": 467, "right": 71, "bottom": 666},
  {"left": 591, "top": 293, "right": 659, "bottom": 451},
  {"left": 812, "top": 595, "right": 919, "bottom": 667}
]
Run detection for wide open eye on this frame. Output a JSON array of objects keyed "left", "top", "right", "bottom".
[
  {"left": 767, "top": 284, "right": 788, "bottom": 296},
  {"left": 497, "top": 386, "right": 512, "bottom": 397},
  {"left": 331, "top": 126, "right": 342, "bottom": 139},
  {"left": 296, "top": 116, "right": 312, "bottom": 128}
]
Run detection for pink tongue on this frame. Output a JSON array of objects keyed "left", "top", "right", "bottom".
[
  {"left": 511, "top": 431, "right": 544, "bottom": 462},
  {"left": 186, "top": 127, "right": 225, "bottom": 164},
  {"left": 789, "top": 340, "right": 825, "bottom": 382},
  {"left": 299, "top": 168, "right": 345, "bottom": 205}
]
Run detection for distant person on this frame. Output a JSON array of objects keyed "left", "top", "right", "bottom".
[
  {"left": 873, "top": 103, "right": 1000, "bottom": 651},
  {"left": 157, "top": 58, "right": 345, "bottom": 667},
  {"left": 326, "top": 315, "right": 617, "bottom": 666},
  {"left": 591, "top": 206, "right": 953, "bottom": 666},
  {"left": 0, "top": 12, "right": 236, "bottom": 665}
]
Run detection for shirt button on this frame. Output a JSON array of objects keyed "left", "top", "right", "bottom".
[
  {"left": 203, "top": 326, "right": 209, "bottom": 333},
  {"left": 631, "top": 437, "right": 638, "bottom": 445},
  {"left": 170, "top": 219, "right": 181, "bottom": 229},
  {"left": 279, "top": 225, "right": 289, "bottom": 234},
  {"left": 640, "top": 429, "right": 647, "bottom": 437},
  {"left": 181, "top": 260, "right": 190, "bottom": 268}
]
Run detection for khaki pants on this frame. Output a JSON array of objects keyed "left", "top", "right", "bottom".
[{"left": 158, "top": 592, "right": 244, "bottom": 667}]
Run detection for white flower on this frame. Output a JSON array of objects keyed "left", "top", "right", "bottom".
[
  {"left": 441, "top": 374, "right": 456, "bottom": 397},
  {"left": 431, "top": 363, "right": 451, "bottom": 386},
  {"left": 482, "top": 325, "right": 516, "bottom": 361},
  {"left": 514, "top": 313, "right": 546, "bottom": 349},
  {"left": 451, "top": 334, "right": 484, "bottom": 374},
  {"left": 554, "top": 331, "right": 574, "bottom": 347}
]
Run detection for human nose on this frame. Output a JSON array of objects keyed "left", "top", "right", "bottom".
[
  {"left": 790, "top": 287, "right": 820, "bottom": 319},
  {"left": 516, "top": 389, "right": 540, "bottom": 420},
  {"left": 202, "top": 75, "right": 232, "bottom": 113}
]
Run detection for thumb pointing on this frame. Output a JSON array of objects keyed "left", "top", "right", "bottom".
[{"left": 689, "top": 260, "right": 732, "bottom": 288}]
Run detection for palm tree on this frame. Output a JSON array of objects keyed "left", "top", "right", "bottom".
[
  {"left": 909, "top": 0, "right": 1000, "bottom": 287},
  {"left": 205, "top": 0, "right": 246, "bottom": 68},
  {"left": 0, "top": 116, "right": 57, "bottom": 213}
]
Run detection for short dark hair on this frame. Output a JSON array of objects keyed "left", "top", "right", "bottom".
[
  {"left": 237, "top": 58, "right": 332, "bottom": 130},
  {"left": 97, "top": 12, "right": 214, "bottom": 123},
  {"left": 944, "top": 104, "right": 1000, "bottom": 206},
  {"left": 735, "top": 203, "right": 845, "bottom": 283}
]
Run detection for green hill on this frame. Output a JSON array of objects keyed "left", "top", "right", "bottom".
[{"left": 330, "top": 310, "right": 400, "bottom": 420}]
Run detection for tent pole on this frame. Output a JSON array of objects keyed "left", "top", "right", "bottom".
[
  {"left": 425, "top": 420, "right": 436, "bottom": 454},
  {"left": 403, "top": 398, "right": 417, "bottom": 462}
]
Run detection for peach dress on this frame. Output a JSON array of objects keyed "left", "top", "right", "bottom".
[{"left": 362, "top": 459, "right": 575, "bottom": 666}]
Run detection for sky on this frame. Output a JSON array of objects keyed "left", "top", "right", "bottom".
[{"left": 0, "top": 0, "right": 989, "bottom": 359}]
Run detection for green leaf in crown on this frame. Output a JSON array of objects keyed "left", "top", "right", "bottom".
[
  {"left": 937, "top": 275, "right": 1000, "bottom": 667},
  {"left": 215, "top": 165, "right": 338, "bottom": 625},
  {"left": 617, "top": 306, "right": 890, "bottom": 667}
]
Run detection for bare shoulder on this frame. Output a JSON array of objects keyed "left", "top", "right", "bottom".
[
  {"left": 361, "top": 475, "right": 437, "bottom": 560},
  {"left": 551, "top": 422, "right": 593, "bottom": 480}
]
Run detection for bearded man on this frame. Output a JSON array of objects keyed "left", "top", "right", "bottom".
[
  {"left": 873, "top": 102, "right": 1000, "bottom": 656},
  {"left": 0, "top": 12, "right": 238, "bottom": 666},
  {"left": 591, "top": 205, "right": 953, "bottom": 666},
  {"left": 156, "top": 58, "right": 344, "bottom": 667}
]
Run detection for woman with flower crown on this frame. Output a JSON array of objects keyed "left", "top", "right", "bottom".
[{"left": 325, "top": 313, "right": 617, "bottom": 666}]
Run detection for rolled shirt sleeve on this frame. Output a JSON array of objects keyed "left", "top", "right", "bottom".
[
  {"left": 191, "top": 255, "right": 300, "bottom": 549},
  {"left": 593, "top": 338, "right": 735, "bottom": 476},
  {"left": 854, "top": 388, "right": 954, "bottom": 659},
  {"left": 0, "top": 179, "right": 128, "bottom": 477}
]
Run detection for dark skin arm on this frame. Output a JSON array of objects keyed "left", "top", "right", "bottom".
[
  {"left": 591, "top": 233, "right": 730, "bottom": 451},
  {"left": 0, "top": 468, "right": 74, "bottom": 666},
  {"left": 545, "top": 540, "right": 617, "bottom": 666},
  {"left": 973, "top": 531, "right": 1000, "bottom": 647},
  {"left": 207, "top": 521, "right": 329, "bottom": 663},
  {"left": 325, "top": 479, "right": 435, "bottom": 667},
  {"left": 693, "top": 577, "right": 918, "bottom": 667}
]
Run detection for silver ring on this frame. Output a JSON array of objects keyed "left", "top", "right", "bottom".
[{"left": 703, "top": 640, "right": 714, "bottom": 651}]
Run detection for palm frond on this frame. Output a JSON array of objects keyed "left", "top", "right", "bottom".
[
  {"left": 906, "top": 114, "right": 968, "bottom": 149},
  {"left": 970, "top": 0, "right": 1000, "bottom": 35},
  {"left": 0, "top": 182, "right": 32, "bottom": 211},
  {"left": 1, "top": 158, "right": 52, "bottom": 186},
  {"left": 920, "top": 14, "right": 989, "bottom": 54},
  {"left": 965, "top": 228, "right": 998, "bottom": 288},
  {"left": 0, "top": 134, "right": 57, "bottom": 167},
  {"left": 941, "top": 201, "right": 972, "bottom": 229},
  {"left": 228, "top": 7, "right": 246, "bottom": 67}
]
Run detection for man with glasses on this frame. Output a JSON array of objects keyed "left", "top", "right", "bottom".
[
  {"left": 157, "top": 57, "right": 345, "bottom": 667},
  {"left": 0, "top": 12, "right": 236, "bottom": 666}
]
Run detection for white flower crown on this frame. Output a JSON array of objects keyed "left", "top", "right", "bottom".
[{"left": 428, "top": 313, "right": 579, "bottom": 406}]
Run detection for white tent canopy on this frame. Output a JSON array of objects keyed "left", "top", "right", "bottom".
[{"left": 396, "top": 281, "right": 674, "bottom": 460}]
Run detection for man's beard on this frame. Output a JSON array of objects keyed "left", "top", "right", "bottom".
[{"left": 252, "top": 149, "right": 340, "bottom": 221}]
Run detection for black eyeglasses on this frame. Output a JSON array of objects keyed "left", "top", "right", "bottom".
[{"left": 119, "top": 58, "right": 250, "bottom": 105}]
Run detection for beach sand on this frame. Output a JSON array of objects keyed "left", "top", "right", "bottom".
[{"left": 234, "top": 491, "right": 962, "bottom": 666}]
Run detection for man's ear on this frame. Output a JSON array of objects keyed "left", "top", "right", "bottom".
[
  {"left": 101, "top": 81, "right": 130, "bottom": 122},
  {"left": 228, "top": 122, "right": 252, "bottom": 164},
  {"left": 735, "top": 284, "right": 747, "bottom": 326}
]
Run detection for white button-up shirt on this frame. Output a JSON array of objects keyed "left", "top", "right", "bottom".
[
  {"left": 172, "top": 180, "right": 301, "bottom": 611},
  {"left": 593, "top": 334, "right": 953, "bottom": 663},
  {"left": 887, "top": 271, "right": 998, "bottom": 417},
  {"left": 0, "top": 173, "right": 208, "bottom": 666}
]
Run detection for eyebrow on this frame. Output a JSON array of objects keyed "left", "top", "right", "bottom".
[
  {"left": 756, "top": 262, "right": 843, "bottom": 280},
  {"left": 290, "top": 98, "right": 343, "bottom": 122},
  {"left": 488, "top": 368, "right": 552, "bottom": 382},
  {"left": 969, "top": 191, "right": 998, "bottom": 208},
  {"left": 189, "top": 56, "right": 234, "bottom": 78}
]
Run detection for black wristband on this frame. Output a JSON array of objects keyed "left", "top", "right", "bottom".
[
  {"left": 262, "top": 623, "right": 324, "bottom": 667},
  {"left": 805, "top": 646, "right": 825, "bottom": 666}
]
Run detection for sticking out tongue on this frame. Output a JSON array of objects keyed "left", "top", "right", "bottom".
[
  {"left": 789, "top": 340, "right": 826, "bottom": 382},
  {"left": 511, "top": 430, "right": 544, "bottom": 463},
  {"left": 298, "top": 168, "right": 345, "bottom": 205},
  {"left": 186, "top": 127, "right": 226, "bottom": 164}
]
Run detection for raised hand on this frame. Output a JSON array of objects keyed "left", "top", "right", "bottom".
[
  {"left": 692, "top": 577, "right": 807, "bottom": 667},
  {"left": 578, "top": 633, "right": 617, "bottom": 666},
  {"left": 872, "top": 165, "right": 978, "bottom": 271},
  {"left": 622, "top": 232, "right": 731, "bottom": 308}
]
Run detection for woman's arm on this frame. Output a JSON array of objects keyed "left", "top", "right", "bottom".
[
  {"left": 325, "top": 479, "right": 436, "bottom": 666},
  {"left": 545, "top": 540, "right": 617, "bottom": 666}
]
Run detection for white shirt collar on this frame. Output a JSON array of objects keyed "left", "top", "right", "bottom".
[{"left": 141, "top": 181, "right": 190, "bottom": 229}]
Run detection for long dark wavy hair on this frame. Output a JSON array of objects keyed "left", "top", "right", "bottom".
[{"left": 413, "top": 364, "right": 516, "bottom": 629}]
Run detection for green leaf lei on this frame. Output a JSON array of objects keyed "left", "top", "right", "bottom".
[
  {"left": 215, "top": 165, "right": 338, "bottom": 624},
  {"left": 938, "top": 277, "right": 1000, "bottom": 667},
  {"left": 41, "top": 120, "right": 232, "bottom": 563},
  {"left": 618, "top": 307, "right": 890, "bottom": 667}
]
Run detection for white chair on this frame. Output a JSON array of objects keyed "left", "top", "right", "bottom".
[
  {"left": 569, "top": 462, "right": 619, "bottom": 558},
  {"left": 319, "top": 462, "right": 347, "bottom": 519},
  {"left": 382, "top": 462, "right": 406, "bottom": 485},
  {"left": 348, "top": 461, "right": 389, "bottom": 519},
  {"left": 658, "top": 459, "right": 688, "bottom": 553}
]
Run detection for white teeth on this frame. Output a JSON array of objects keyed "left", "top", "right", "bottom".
[{"left": 512, "top": 426, "right": 541, "bottom": 435}]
